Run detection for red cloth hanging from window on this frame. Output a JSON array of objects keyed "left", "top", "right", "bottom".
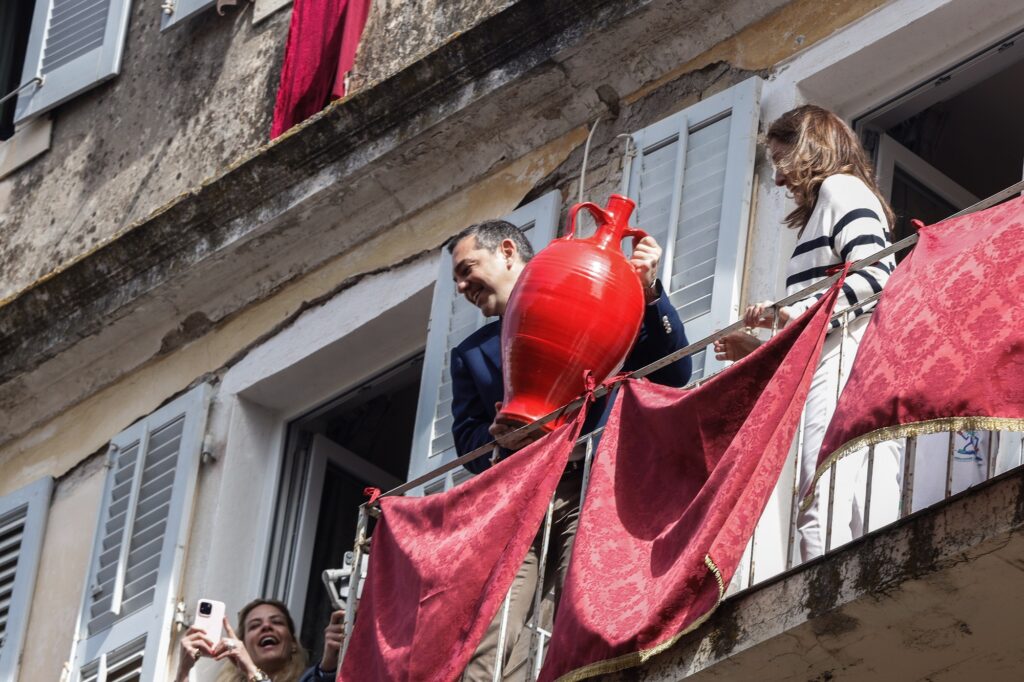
[
  {"left": 808, "top": 195, "right": 1024, "bottom": 502},
  {"left": 338, "top": 415, "right": 582, "bottom": 682},
  {"left": 270, "top": 0, "right": 370, "bottom": 139},
  {"left": 538, "top": 278, "right": 843, "bottom": 682}
]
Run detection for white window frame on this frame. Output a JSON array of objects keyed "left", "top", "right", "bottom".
[
  {"left": 624, "top": 76, "right": 762, "bottom": 378},
  {"left": 70, "top": 384, "right": 211, "bottom": 682},
  {"left": 285, "top": 433, "right": 402, "bottom": 629},
  {"left": 406, "top": 190, "right": 562, "bottom": 491},
  {"left": 15, "top": 0, "right": 133, "bottom": 124},
  {"left": 0, "top": 476, "right": 53, "bottom": 682},
  {"left": 875, "top": 134, "right": 979, "bottom": 210}
]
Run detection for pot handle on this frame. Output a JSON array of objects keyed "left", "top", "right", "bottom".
[
  {"left": 622, "top": 226, "right": 650, "bottom": 249},
  {"left": 565, "top": 202, "right": 608, "bottom": 239}
]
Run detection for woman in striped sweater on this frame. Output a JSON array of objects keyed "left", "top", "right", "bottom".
[{"left": 714, "top": 105, "right": 901, "bottom": 560}]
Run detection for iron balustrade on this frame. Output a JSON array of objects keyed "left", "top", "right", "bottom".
[{"left": 338, "top": 178, "right": 1024, "bottom": 676}]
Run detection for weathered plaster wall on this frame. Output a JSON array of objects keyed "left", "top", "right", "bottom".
[
  {"left": 0, "top": 5, "right": 287, "bottom": 301},
  {"left": 19, "top": 456, "right": 105, "bottom": 680},
  {"left": 0, "top": 0, "right": 520, "bottom": 304},
  {"left": 352, "top": 0, "right": 514, "bottom": 89}
]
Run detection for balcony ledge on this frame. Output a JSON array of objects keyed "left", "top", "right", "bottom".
[{"left": 605, "top": 465, "right": 1024, "bottom": 680}]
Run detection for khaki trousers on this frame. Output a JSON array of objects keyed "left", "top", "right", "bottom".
[{"left": 463, "top": 466, "right": 583, "bottom": 682}]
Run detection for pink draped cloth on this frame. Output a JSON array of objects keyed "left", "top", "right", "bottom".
[
  {"left": 338, "top": 416, "right": 582, "bottom": 681},
  {"left": 270, "top": 0, "right": 370, "bottom": 139},
  {"left": 813, "top": 195, "right": 1024, "bottom": 495},
  {"left": 538, "top": 278, "right": 843, "bottom": 681}
]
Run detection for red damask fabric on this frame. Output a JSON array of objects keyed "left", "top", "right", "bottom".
[
  {"left": 816, "top": 196, "right": 1024, "bottom": 483},
  {"left": 338, "top": 417, "right": 581, "bottom": 681},
  {"left": 538, "top": 280, "right": 843, "bottom": 681},
  {"left": 270, "top": 0, "right": 371, "bottom": 139}
]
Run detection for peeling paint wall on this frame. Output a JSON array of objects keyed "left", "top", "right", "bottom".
[{"left": 0, "top": 0, "right": 520, "bottom": 304}]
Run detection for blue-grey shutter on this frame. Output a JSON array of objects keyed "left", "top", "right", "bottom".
[
  {"left": 0, "top": 477, "right": 53, "bottom": 682},
  {"left": 407, "top": 191, "right": 562, "bottom": 491},
  {"left": 73, "top": 384, "right": 210, "bottom": 682},
  {"left": 14, "top": 0, "right": 134, "bottom": 124},
  {"left": 160, "top": 0, "right": 215, "bottom": 31},
  {"left": 626, "top": 77, "right": 762, "bottom": 380}
]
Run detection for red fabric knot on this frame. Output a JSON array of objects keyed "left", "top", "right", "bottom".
[{"left": 363, "top": 487, "right": 382, "bottom": 505}]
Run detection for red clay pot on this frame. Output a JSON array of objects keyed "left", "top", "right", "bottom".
[{"left": 498, "top": 194, "right": 647, "bottom": 430}]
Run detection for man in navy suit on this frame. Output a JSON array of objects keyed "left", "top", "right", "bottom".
[{"left": 448, "top": 219, "right": 691, "bottom": 680}]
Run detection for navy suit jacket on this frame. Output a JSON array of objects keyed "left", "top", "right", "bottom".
[{"left": 451, "top": 282, "right": 692, "bottom": 473}]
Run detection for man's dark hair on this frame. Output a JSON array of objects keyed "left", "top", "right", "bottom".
[{"left": 446, "top": 219, "right": 535, "bottom": 262}]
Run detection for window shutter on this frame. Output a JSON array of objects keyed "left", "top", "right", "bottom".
[
  {"left": 626, "top": 77, "right": 762, "bottom": 380},
  {"left": 72, "top": 384, "right": 211, "bottom": 682},
  {"left": 14, "top": 0, "right": 133, "bottom": 124},
  {"left": 0, "top": 477, "right": 53, "bottom": 682},
  {"left": 407, "top": 191, "right": 562, "bottom": 491},
  {"left": 160, "top": 0, "right": 215, "bottom": 31}
]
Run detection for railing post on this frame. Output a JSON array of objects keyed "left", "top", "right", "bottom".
[
  {"left": 492, "top": 589, "right": 513, "bottom": 682},
  {"left": 945, "top": 430, "right": 956, "bottom": 499},
  {"left": 525, "top": 497, "right": 556, "bottom": 681},
  {"left": 340, "top": 504, "right": 370, "bottom": 665},
  {"left": 900, "top": 436, "right": 917, "bottom": 517}
]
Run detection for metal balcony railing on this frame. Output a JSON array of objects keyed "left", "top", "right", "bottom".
[{"left": 338, "top": 179, "right": 1024, "bottom": 677}]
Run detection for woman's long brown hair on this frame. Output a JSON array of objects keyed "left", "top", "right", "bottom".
[
  {"left": 214, "top": 599, "right": 309, "bottom": 682},
  {"left": 765, "top": 105, "right": 895, "bottom": 232}
]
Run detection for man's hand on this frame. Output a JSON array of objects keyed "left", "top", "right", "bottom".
[
  {"left": 713, "top": 330, "right": 762, "bottom": 362},
  {"left": 488, "top": 402, "right": 540, "bottom": 451},
  {"left": 744, "top": 301, "right": 793, "bottom": 329},
  {"left": 629, "top": 236, "right": 662, "bottom": 293},
  {"left": 320, "top": 609, "right": 346, "bottom": 672}
]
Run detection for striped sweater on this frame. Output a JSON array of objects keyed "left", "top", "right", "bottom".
[{"left": 785, "top": 174, "right": 896, "bottom": 329}]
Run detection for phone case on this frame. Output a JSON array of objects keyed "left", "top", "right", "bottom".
[{"left": 194, "top": 599, "right": 226, "bottom": 642}]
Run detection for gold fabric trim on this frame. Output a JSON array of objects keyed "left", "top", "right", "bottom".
[
  {"left": 554, "top": 555, "right": 726, "bottom": 682},
  {"left": 799, "top": 416, "right": 1024, "bottom": 511}
]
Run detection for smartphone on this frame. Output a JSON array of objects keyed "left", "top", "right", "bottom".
[{"left": 194, "top": 599, "right": 226, "bottom": 642}]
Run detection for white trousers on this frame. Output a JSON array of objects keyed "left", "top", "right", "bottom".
[{"left": 798, "top": 315, "right": 903, "bottom": 561}]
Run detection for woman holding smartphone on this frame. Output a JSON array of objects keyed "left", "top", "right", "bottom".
[
  {"left": 175, "top": 599, "right": 345, "bottom": 682},
  {"left": 714, "top": 104, "right": 902, "bottom": 560}
]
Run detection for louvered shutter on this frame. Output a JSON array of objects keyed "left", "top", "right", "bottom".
[
  {"left": 626, "top": 77, "right": 762, "bottom": 380},
  {"left": 73, "top": 384, "right": 210, "bottom": 682},
  {"left": 80, "top": 635, "right": 146, "bottom": 682},
  {"left": 407, "top": 191, "right": 562, "bottom": 491},
  {"left": 0, "top": 477, "right": 53, "bottom": 681},
  {"left": 160, "top": 0, "right": 215, "bottom": 31},
  {"left": 14, "top": 0, "right": 133, "bottom": 124}
]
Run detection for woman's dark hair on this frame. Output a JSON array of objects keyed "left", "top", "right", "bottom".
[{"left": 765, "top": 104, "right": 895, "bottom": 231}]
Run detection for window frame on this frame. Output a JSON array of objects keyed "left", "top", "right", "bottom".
[
  {"left": 15, "top": 0, "right": 133, "bottom": 124},
  {"left": 0, "top": 476, "right": 54, "bottom": 682}
]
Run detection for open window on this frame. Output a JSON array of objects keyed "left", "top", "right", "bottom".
[
  {"left": 858, "top": 29, "right": 1024, "bottom": 241},
  {"left": 264, "top": 356, "right": 423, "bottom": 664}
]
